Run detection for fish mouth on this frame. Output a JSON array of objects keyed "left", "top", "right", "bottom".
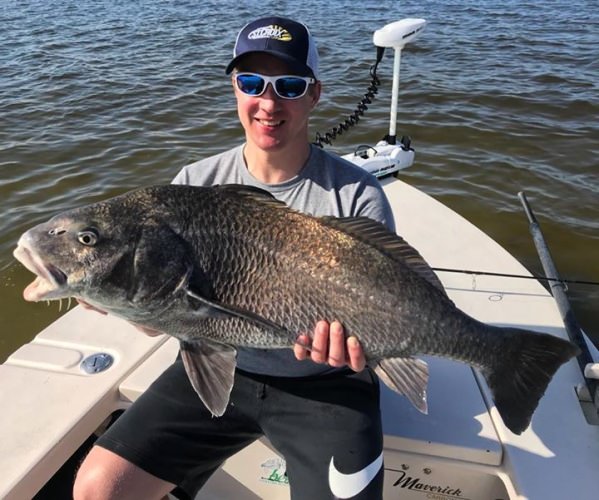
[{"left": 13, "top": 243, "right": 68, "bottom": 302}]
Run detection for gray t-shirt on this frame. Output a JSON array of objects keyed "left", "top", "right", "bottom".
[{"left": 173, "top": 143, "right": 395, "bottom": 376}]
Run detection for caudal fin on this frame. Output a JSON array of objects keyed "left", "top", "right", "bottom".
[{"left": 480, "top": 327, "right": 578, "bottom": 435}]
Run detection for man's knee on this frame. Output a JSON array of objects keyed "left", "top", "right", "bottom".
[
  {"left": 73, "top": 446, "right": 121, "bottom": 499},
  {"left": 73, "top": 445, "right": 174, "bottom": 500}
]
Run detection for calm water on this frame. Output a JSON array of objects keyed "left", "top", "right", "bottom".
[{"left": 1, "top": 0, "right": 597, "bottom": 361}]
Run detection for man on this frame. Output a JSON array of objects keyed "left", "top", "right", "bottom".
[{"left": 74, "top": 16, "right": 394, "bottom": 500}]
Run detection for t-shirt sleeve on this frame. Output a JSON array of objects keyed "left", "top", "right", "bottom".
[{"left": 354, "top": 180, "right": 396, "bottom": 232}]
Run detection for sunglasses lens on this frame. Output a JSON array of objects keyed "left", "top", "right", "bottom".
[
  {"left": 275, "top": 77, "right": 308, "bottom": 98},
  {"left": 236, "top": 74, "right": 265, "bottom": 95}
]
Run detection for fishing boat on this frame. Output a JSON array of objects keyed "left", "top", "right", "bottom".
[{"left": 2, "top": 19, "right": 598, "bottom": 500}]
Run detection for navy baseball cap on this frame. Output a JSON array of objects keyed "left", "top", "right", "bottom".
[{"left": 226, "top": 16, "right": 319, "bottom": 79}]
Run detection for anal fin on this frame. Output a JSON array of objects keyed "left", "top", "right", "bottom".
[
  {"left": 180, "top": 340, "right": 237, "bottom": 417},
  {"left": 375, "top": 357, "right": 429, "bottom": 414}
]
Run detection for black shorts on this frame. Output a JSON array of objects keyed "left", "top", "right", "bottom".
[{"left": 97, "top": 358, "right": 384, "bottom": 499}]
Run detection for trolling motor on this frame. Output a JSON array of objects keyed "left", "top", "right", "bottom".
[
  {"left": 312, "top": 18, "right": 425, "bottom": 177},
  {"left": 341, "top": 18, "right": 426, "bottom": 178}
]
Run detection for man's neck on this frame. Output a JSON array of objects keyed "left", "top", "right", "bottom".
[{"left": 243, "top": 142, "right": 311, "bottom": 184}]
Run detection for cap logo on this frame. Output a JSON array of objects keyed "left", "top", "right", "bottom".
[{"left": 247, "top": 24, "right": 292, "bottom": 42}]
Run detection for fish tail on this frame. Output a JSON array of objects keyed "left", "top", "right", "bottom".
[{"left": 479, "top": 326, "right": 578, "bottom": 435}]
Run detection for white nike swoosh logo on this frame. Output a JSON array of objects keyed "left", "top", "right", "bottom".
[{"left": 328, "top": 451, "right": 383, "bottom": 499}]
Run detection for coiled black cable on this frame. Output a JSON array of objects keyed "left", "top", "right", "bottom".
[{"left": 313, "top": 47, "right": 385, "bottom": 148}]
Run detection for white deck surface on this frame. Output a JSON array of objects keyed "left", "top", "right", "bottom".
[{"left": 0, "top": 311, "right": 168, "bottom": 500}]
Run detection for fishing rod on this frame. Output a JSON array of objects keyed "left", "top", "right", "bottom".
[
  {"left": 518, "top": 191, "right": 598, "bottom": 416},
  {"left": 431, "top": 267, "right": 599, "bottom": 287}
]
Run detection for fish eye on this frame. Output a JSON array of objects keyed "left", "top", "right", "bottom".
[{"left": 77, "top": 228, "right": 99, "bottom": 246}]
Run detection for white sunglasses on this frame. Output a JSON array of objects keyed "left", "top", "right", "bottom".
[{"left": 235, "top": 72, "right": 316, "bottom": 99}]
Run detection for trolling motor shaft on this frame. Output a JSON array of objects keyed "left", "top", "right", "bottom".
[{"left": 373, "top": 18, "right": 426, "bottom": 144}]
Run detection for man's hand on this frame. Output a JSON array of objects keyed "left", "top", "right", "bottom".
[
  {"left": 293, "top": 320, "right": 366, "bottom": 372},
  {"left": 76, "top": 298, "right": 107, "bottom": 315},
  {"left": 76, "top": 299, "right": 164, "bottom": 337}
]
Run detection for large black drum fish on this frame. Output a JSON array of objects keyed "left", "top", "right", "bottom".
[{"left": 13, "top": 185, "right": 578, "bottom": 434}]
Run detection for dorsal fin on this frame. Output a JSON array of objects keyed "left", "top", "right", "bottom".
[
  {"left": 213, "top": 184, "right": 287, "bottom": 209},
  {"left": 321, "top": 216, "right": 446, "bottom": 294}
]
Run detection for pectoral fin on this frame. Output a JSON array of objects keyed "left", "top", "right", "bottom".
[
  {"left": 180, "top": 339, "right": 237, "bottom": 417},
  {"left": 185, "top": 288, "right": 288, "bottom": 335},
  {"left": 375, "top": 357, "right": 429, "bottom": 414}
]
